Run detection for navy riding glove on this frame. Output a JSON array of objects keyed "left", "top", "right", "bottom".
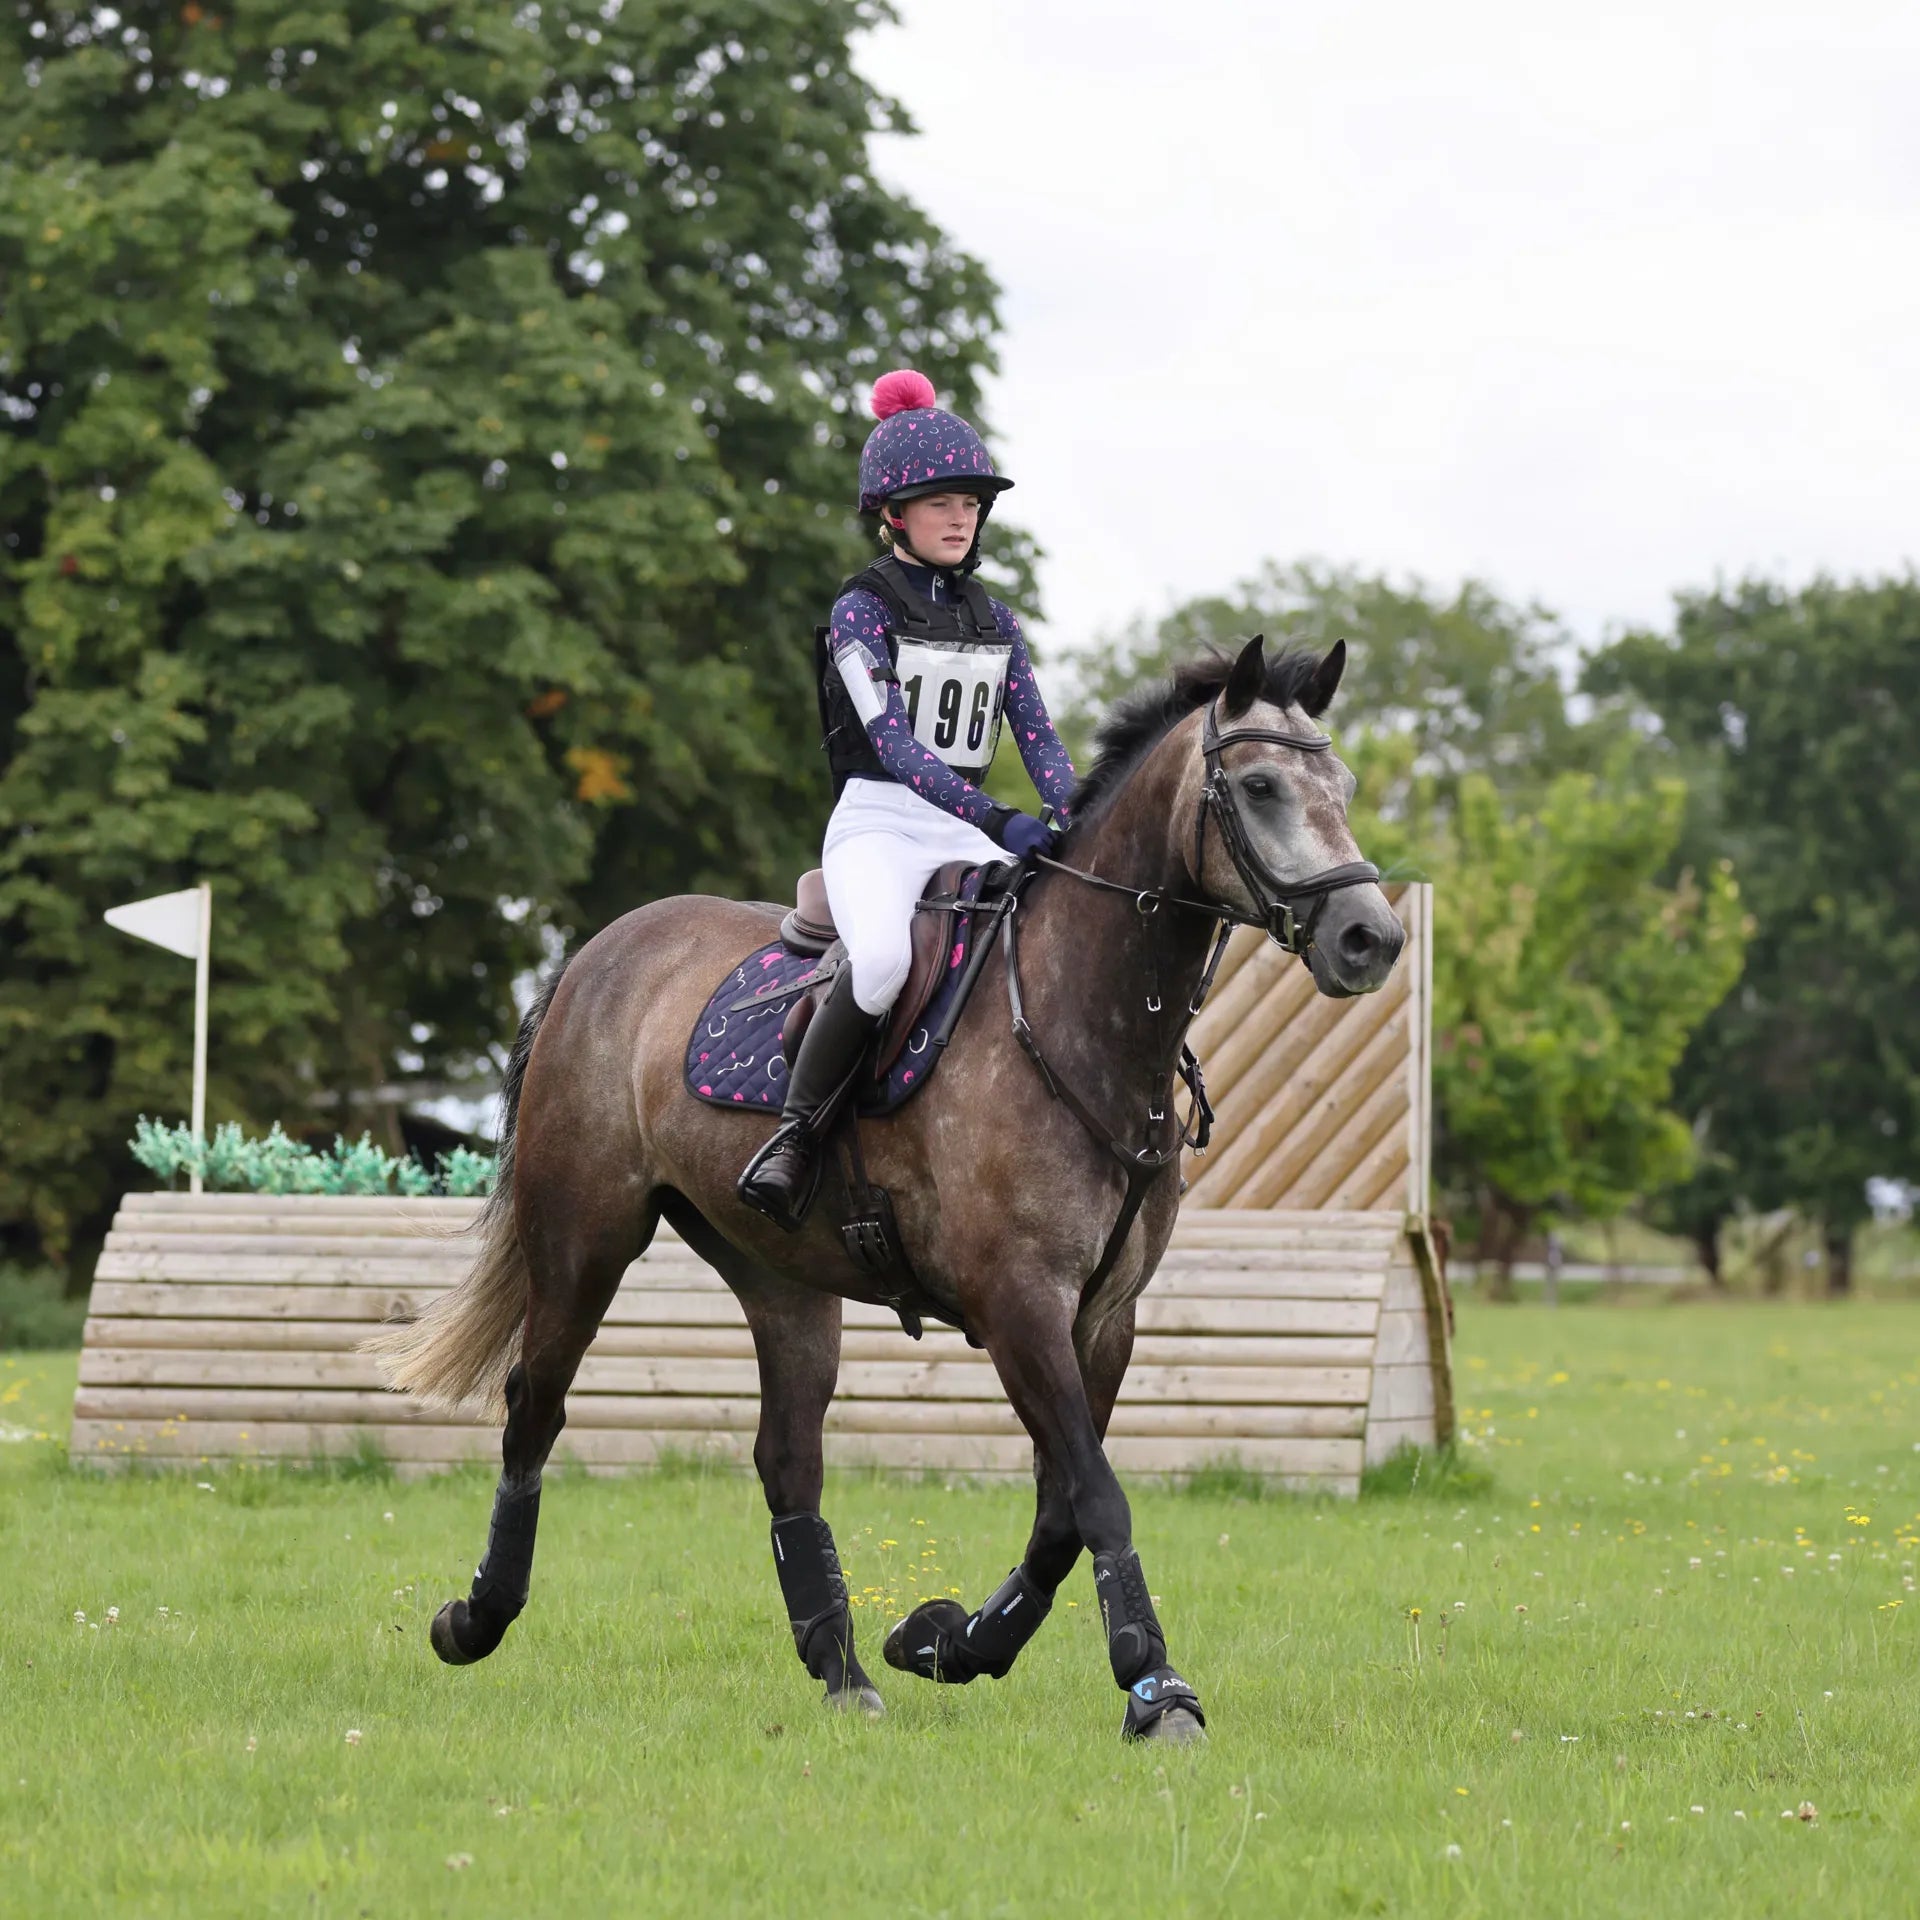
[{"left": 990, "top": 810, "right": 1054, "bottom": 861}]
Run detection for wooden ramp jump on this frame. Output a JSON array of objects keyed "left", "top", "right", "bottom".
[
  {"left": 72, "top": 887, "right": 1446, "bottom": 1496},
  {"left": 1183, "top": 884, "right": 1433, "bottom": 1215},
  {"left": 73, "top": 1197, "right": 1422, "bottom": 1494}
]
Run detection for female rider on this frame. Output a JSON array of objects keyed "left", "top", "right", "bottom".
[{"left": 737, "top": 369, "right": 1078, "bottom": 1227}]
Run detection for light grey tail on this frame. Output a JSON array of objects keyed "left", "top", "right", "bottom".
[{"left": 361, "top": 966, "right": 566, "bottom": 1417}]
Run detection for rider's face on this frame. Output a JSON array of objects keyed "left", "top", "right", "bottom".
[{"left": 892, "top": 492, "right": 983, "bottom": 566}]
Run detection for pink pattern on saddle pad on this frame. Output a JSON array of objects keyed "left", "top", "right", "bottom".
[{"left": 684, "top": 863, "right": 990, "bottom": 1117}]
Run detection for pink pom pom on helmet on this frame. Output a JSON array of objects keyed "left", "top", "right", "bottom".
[
  {"left": 870, "top": 369, "right": 938, "bottom": 420},
  {"left": 855, "top": 370, "right": 1007, "bottom": 512}
]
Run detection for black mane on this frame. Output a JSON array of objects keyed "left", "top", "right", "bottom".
[{"left": 1064, "top": 642, "right": 1334, "bottom": 827}]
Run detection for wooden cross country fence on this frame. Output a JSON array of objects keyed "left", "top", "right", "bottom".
[{"left": 72, "top": 885, "right": 1448, "bottom": 1495}]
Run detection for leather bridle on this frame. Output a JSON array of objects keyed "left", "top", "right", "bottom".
[
  {"left": 1003, "top": 693, "right": 1386, "bottom": 1300},
  {"left": 1037, "top": 696, "right": 1382, "bottom": 960},
  {"left": 1191, "top": 699, "right": 1381, "bottom": 956}
]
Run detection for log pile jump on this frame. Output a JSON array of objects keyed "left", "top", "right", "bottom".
[{"left": 73, "top": 886, "right": 1447, "bottom": 1495}]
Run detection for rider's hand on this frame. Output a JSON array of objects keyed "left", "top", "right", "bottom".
[{"left": 988, "top": 809, "right": 1054, "bottom": 861}]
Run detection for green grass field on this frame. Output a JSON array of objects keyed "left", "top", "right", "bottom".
[{"left": 4, "top": 1303, "right": 1917, "bottom": 1919}]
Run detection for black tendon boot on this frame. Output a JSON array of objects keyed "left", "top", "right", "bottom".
[
  {"left": 737, "top": 967, "right": 881, "bottom": 1231},
  {"left": 771, "top": 1511, "right": 884, "bottom": 1714},
  {"left": 884, "top": 1563, "right": 1053, "bottom": 1684},
  {"left": 1093, "top": 1548, "right": 1206, "bottom": 1743},
  {"left": 430, "top": 1476, "right": 541, "bottom": 1666}
]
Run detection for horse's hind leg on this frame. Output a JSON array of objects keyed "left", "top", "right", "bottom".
[
  {"left": 744, "top": 1280, "right": 886, "bottom": 1716},
  {"left": 664, "top": 1207, "right": 882, "bottom": 1715},
  {"left": 431, "top": 1200, "right": 650, "bottom": 1665}
]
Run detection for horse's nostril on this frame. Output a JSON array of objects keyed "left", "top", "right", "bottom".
[{"left": 1337, "top": 922, "right": 1379, "bottom": 965}]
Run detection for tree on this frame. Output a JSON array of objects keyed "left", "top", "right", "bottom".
[
  {"left": 1432, "top": 767, "right": 1748, "bottom": 1296},
  {"left": 0, "top": 0, "right": 1006, "bottom": 1272},
  {"left": 1064, "top": 563, "right": 1744, "bottom": 1274},
  {"left": 1061, "top": 561, "right": 1597, "bottom": 848},
  {"left": 1584, "top": 576, "right": 1920, "bottom": 1290}
]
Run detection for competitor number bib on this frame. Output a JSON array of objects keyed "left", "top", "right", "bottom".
[{"left": 894, "top": 640, "right": 1011, "bottom": 777}]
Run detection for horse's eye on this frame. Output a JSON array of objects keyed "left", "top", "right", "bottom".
[{"left": 1241, "top": 775, "right": 1276, "bottom": 801}]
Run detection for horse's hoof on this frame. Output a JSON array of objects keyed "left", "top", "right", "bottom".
[
  {"left": 430, "top": 1599, "right": 504, "bottom": 1666},
  {"left": 825, "top": 1684, "right": 887, "bottom": 1717},
  {"left": 1140, "top": 1705, "right": 1207, "bottom": 1747},
  {"left": 430, "top": 1601, "right": 477, "bottom": 1664},
  {"left": 883, "top": 1599, "right": 973, "bottom": 1682}
]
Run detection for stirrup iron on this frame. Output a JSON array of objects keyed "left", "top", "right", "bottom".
[{"left": 736, "top": 1117, "right": 829, "bottom": 1230}]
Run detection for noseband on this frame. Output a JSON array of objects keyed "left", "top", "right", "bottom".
[{"left": 1193, "top": 701, "right": 1381, "bottom": 957}]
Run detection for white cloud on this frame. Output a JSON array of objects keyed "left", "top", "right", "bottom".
[{"left": 859, "top": 0, "right": 1920, "bottom": 655}]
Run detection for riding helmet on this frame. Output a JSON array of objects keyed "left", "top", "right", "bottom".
[{"left": 855, "top": 369, "right": 1014, "bottom": 516}]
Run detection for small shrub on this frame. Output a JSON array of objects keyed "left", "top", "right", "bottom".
[
  {"left": 395, "top": 1158, "right": 434, "bottom": 1198},
  {"left": 438, "top": 1147, "right": 496, "bottom": 1198},
  {"left": 199, "top": 1120, "right": 257, "bottom": 1190},
  {"left": 128, "top": 1119, "right": 495, "bottom": 1198},
  {"left": 245, "top": 1123, "right": 321, "bottom": 1194},
  {"left": 129, "top": 1115, "right": 194, "bottom": 1186},
  {"left": 329, "top": 1133, "right": 401, "bottom": 1194}
]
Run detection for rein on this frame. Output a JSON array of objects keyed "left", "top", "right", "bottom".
[{"left": 1002, "top": 697, "right": 1384, "bottom": 1297}]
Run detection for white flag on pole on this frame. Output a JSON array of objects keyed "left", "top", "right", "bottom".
[
  {"left": 104, "top": 887, "right": 205, "bottom": 960},
  {"left": 106, "top": 882, "right": 214, "bottom": 1193}
]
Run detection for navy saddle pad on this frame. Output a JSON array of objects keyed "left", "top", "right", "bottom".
[{"left": 684, "top": 866, "right": 992, "bottom": 1116}]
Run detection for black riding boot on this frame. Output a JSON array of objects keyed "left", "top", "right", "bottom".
[{"left": 736, "top": 967, "right": 882, "bottom": 1231}]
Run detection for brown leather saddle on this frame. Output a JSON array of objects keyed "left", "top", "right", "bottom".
[{"left": 776, "top": 863, "right": 974, "bottom": 1079}]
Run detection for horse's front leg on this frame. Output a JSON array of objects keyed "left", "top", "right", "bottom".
[
  {"left": 892, "top": 1287, "right": 1204, "bottom": 1744},
  {"left": 883, "top": 1305, "right": 1132, "bottom": 1689},
  {"left": 737, "top": 1278, "right": 886, "bottom": 1717}
]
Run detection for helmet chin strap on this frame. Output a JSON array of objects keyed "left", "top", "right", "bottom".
[
  {"left": 884, "top": 512, "right": 929, "bottom": 568},
  {"left": 885, "top": 503, "right": 991, "bottom": 576}
]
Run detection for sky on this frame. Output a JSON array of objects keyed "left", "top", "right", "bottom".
[{"left": 857, "top": 0, "right": 1920, "bottom": 662}]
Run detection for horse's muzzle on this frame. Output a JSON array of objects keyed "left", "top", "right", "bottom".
[{"left": 1304, "top": 887, "right": 1405, "bottom": 997}]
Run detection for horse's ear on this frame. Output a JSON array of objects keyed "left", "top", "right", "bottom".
[
  {"left": 1301, "top": 638, "right": 1347, "bottom": 717},
  {"left": 1221, "top": 634, "right": 1267, "bottom": 719}
]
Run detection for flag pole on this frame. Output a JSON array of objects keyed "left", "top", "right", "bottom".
[{"left": 190, "top": 881, "right": 211, "bottom": 1196}]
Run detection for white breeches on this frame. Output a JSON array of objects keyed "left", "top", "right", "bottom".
[{"left": 822, "top": 777, "right": 1005, "bottom": 1015}]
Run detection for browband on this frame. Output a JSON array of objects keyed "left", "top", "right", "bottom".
[{"left": 1200, "top": 699, "right": 1333, "bottom": 758}]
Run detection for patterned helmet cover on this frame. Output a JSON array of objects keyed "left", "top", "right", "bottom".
[{"left": 856, "top": 369, "right": 1014, "bottom": 514}]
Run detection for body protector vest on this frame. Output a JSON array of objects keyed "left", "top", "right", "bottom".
[{"left": 816, "top": 556, "right": 1013, "bottom": 798}]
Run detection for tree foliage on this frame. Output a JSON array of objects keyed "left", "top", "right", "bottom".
[
  {"left": 1062, "top": 561, "right": 1591, "bottom": 846},
  {"left": 1066, "top": 564, "right": 1748, "bottom": 1263},
  {"left": 1431, "top": 769, "right": 1748, "bottom": 1287},
  {"left": 0, "top": 0, "right": 1005, "bottom": 1269},
  {"left": 1584, "top": 576, "right": 1920, "bottom": 1279}
]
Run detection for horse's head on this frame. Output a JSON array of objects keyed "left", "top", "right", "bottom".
[{"left": 1180, "top": 634, "right": 1404, "bottom": 997}]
